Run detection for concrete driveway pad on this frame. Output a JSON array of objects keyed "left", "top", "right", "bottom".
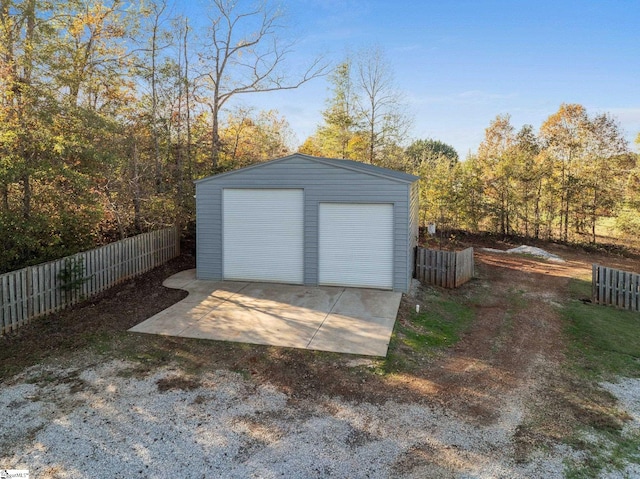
[{"left": 129, "top": 269, "right": 402, "bottom": 356}]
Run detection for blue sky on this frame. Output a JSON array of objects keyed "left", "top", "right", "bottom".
[{"left": 184, "top": 0, "right": 640, "bottom": 157}]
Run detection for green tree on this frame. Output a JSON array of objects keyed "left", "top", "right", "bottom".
[
  {"left": 512, "top": 125, "right": 543, "bottom": 238},
  {"left": 616, "top": 157, "right": 640, "bottom": 237},
  {"left": 457, "top": 155, "right": 485, "bottom": 232},
  {"left": 51, "top": 0, "right": 134, "bottom": 109},
  {"left": 577, "top": 113, "right": 629, "bottom": 242},
  {"left": 477, "top": 114, "right": 518, "bottom": 235},
  {"left": 315, "top": 60, "right": 363, "bottom": 159},
  {"left": 219, "top": 107, "right": 292, "bottom": 169},
  {"left": 405, "top": 138, "right": 458, "bottom": 169},
  {"left": 539, "top": 104, "right": 589, "bottom": 241}
]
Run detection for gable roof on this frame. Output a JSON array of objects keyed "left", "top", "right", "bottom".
[{"left": 194, "top": 153, "right": 419, "bottom": 185}]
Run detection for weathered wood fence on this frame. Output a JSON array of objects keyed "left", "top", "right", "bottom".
[
  {"left": 414, "top": 247, "right": 475, "bottom": 288},
  {"left": 1, "top": 226, "right": 180, "bottom": 335},
  {"left": 592, "top": 264, "right": 640, "bottom": 312}
]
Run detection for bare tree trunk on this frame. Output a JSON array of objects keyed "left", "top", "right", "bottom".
[
  {"left": 534, "top": 180, "right": 542, "bottom": 239},
  {"left": 368, "top": 119, "right": 375, "bottom": 164},
  {"left": 104, "top": 185, "right": 125, "bottom": 239},
  {"left": 151, "top": 11, "right": 162, "bottom": 191},
  {"left": 523, "top": 185, "right": 530, "bottom": 238},
  {"left": 20, "top": 0, "right": 35, "bottom": 221},
  {"left": 563, "top": 192, "right": 570, "bottom": 241},
  {"left": 196, "top": 0, "right": 327, "bottom": 173},
  {"left": 21, "top": 173, "right": 30, "bottom": 219},
  {"left": 174, "top": 20, "right": 185, "bottom": 214},
  {"left": 211, "top": 102, "right": 221, "bottom": 172},
  {"left": 184, "top": 19, "right": 192, "bottom": 180},
  {"left": 1, "top": 185, "right": 8, "bottom": 211},
  {"left": 591, "top": 187, "right": 598, "bottom": 244},
  {"left": 131, "top": 137, "right": 142, "bottom": 233}
]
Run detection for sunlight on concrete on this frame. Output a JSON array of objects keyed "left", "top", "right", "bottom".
[{"left": 129, "top": 270, "right": 402, "bottom": 357}]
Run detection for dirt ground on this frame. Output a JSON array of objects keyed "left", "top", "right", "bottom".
[{"left": 2, "top": 236, "right": 640, "bottom": 477}]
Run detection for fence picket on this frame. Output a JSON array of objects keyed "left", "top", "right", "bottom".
[
  {"left": 445, "top": 252, "right": 452, "bottom": 288},
  {"left": 2, "top": 276, "right": 9, "bottom": 333},
  {"left": 20, "top": 270, "right": 28, "bottom": 325},
  {"left": 592, "top": 264, "right": 640, "bottom": 312},
  {"left": 0, "top": 227, "right": 180, "bottom": 335},
  {"left": 414, "top": 247, "right": 474, "bottom": 289}
]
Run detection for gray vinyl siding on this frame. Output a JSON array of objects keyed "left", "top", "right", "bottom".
[
  {"left": 407, "top": 181, "right": 420, "bottom": 291},
  {"left": 196, "top": 154, "right": 419, "bottom": 292}
]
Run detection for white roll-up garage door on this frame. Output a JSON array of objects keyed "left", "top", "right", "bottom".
[
  {"left": 319, "top": 203, "right": 394, "bottom": 289},
  {"left": 223, "top": 189, "right": 304, "bottom": 284}
]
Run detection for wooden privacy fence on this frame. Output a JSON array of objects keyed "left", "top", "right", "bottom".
[
  {"left": 414, "top": 247, "right": 475, "bottom": 288},
  {"left": 0, "top": 226, "right": 180, "bottom": 335},
  {"left": 592, "top": 264, "right": 640, "bottom": 312}
]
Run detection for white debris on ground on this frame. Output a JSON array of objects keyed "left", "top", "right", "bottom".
[
  {"left": 481, "top": 245, "right": 566, "bottom": 263},
  {"left": 0, "top": 360, "right": 574, "bottom": 479}
]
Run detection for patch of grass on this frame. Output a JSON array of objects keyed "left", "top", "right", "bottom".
[
  {"left": 564, "top": 279, "right": 640, "bottom": 380},
  {"left": 405, "top": 300, "right": 473, "bottom": 349},
  {"left": 83, "top": 331, "right": 116, "bottom": 355},
  {"left": 383, "top": 293, "right": 474, "bottom": 373},
  {"left": 564, "top": 431, "right": 640, "bottom": 479},
  {"left": 560, "top": 278, "right": 640, "bottom": 477}
]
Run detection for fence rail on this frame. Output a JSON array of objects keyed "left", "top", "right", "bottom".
[
  {"left": 414, "top": 247, "right": 474, "bottom": 288},
  {"left": 592, "top": 264, "right": 640, "bottom": 312},
  {"left": 1, "top": 227, "right": 180, "bottom": 335}
]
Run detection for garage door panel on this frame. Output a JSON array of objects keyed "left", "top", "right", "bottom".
[
  {"left": 319, "top": 203, "right": 394, "bottom": 290},
  {"left": 223, "top": 189, "right": 303, "bottom": 284}
]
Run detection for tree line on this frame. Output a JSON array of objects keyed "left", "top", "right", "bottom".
[
  {"left": 415, "top": 106, "right": 638, "bottom": 245},
  {"left": 0, "top": 0, "right": 324, "bottom": 273},
  {"left": 299, "top": 58, "right": 639, "bottom": 246},
  {"left": 1, "top": 1, "right": 638, "bottom": 274}
]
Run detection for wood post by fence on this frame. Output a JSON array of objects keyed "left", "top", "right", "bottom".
[
  {"left": 1, "top": 226, "right": 181, "bottom": 335},
  {"left": 592, "top": 264, "right": 640, "bottom": 312},
  {"left": 414, "top": 247, "right": 474, "bottom": 288}
]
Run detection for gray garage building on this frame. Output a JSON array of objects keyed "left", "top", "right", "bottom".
[{"left": 195, "top": 153, "right": 419, "bottom": 292}]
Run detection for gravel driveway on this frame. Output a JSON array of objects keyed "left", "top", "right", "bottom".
[
  {"left": 3, "top": 249, "right": 640, "bottom": 478},
  {"left": 1, "top": 359, "right": 573, "bottom": 479}
]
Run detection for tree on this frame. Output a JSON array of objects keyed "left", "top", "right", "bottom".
[
  {"left": 138, "top": 0, "right": 172, "bottom": 190},
  {"left": 539, "top": 104, "right": 589, "bottom": 241},
  {"left": 457, "top": 155, "right": 485, "bottom": 232},
  {"left": 315, "top": 59, "right": 363, "bottom": 159},
  {"left": 417, "top": 156, "right": 464, "bottom": 232},
  {"left": 617, "top": 156, "right": 640, "bottom": 237},
  {"left": 195, "top": 0, "right": 327, "bottom": 172},
  {"left": 52, "top": 0, "right": 134, "bottom": 109},
  {"left": 579, "top": 113, "right": 629, "bottom": 242},
  {"left": 218, "top": 107, "right": 292, "bottom": 169},
  {"left": 356, "top": 46, "right": 410, "bottom": 165},
  {"left": 301, "top": 48, "right": 410, "bottom": 166},
  {"left": 512, "top": 125, "right": 542, "bottom": 238},
  {"left": 477, "top": 114, "right": 517, "bottom": 235},
  {"left": 405, "top": 138, "right": 458, "bottom": 169}
]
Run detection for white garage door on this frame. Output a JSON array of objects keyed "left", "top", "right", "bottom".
[
  {"left": 319, "top": 203, "right": 394, "bottom": 289},
  {"left": 223, "top": 189, "right": 303, "bottom": 284}
]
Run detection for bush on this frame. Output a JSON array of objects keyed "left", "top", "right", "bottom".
[{"left": 616, "top": 208, "right": 640, "bottom": 237}]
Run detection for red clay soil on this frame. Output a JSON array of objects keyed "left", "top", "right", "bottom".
[{"left": 1, "top": 239, "right": 635, "bottom": 438}]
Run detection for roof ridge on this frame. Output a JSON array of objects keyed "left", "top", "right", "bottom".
[{"left": 194, "top": 153, "right": 419, "bottom": 184}]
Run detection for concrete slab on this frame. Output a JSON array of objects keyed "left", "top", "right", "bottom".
[
  {"left": 129, "top": 269, "right": 402, "bottom": 357},
  {"left": 307, "top": 314, "right": 397, "bottom": 356},
  {"left": 331, "top": 288, "right": 403, "bottom": 320}
]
